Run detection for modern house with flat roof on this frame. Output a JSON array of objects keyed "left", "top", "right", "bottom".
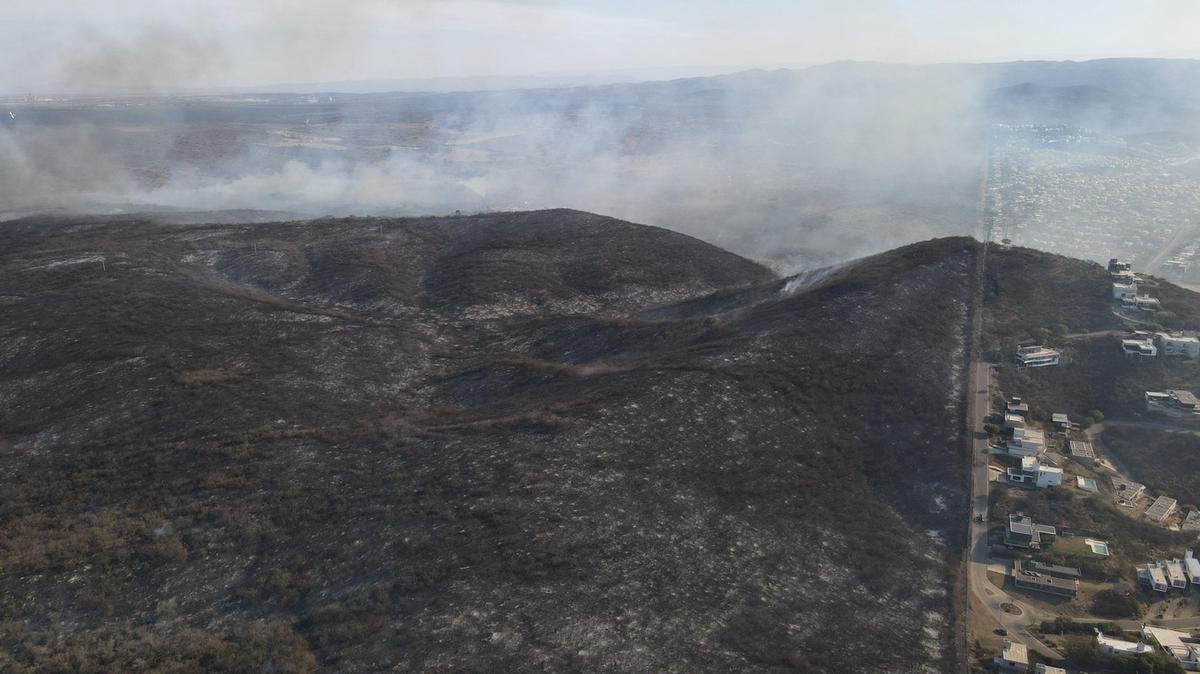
[
  {"left": 1138, "top": 562, "right": 1170, "bottom": 593},
  {"left": 1034, "top": 664, "right": 1066, "bottom": 674},
  {"left": 1004, "top": 413, "right": 1026, "bottom": 429},
  {"left": 1112, "top": 477, "right": 1146, "bottom": 503},
  {"left": 1145, "top": 495, "right": 1178, "bottom": 523},
  {"left": 1014, "top": 568, "right": 1077, "bottom": 598},
  {"left": 1069, "top": 440, "right": 1096, "bottom": 467},
  {"left": 1185, "top": 512, "right": 1200, "bottom": 533},
  {"left": 1121, "top": 336, "right": 1158, "bottom": 358},
  {"left": 1006, "top": 513, "right": 1056, "bottom": 550},
  {"left": 1185, "top": 550, "right": 1200, "bottom": 585},
  {"left": 1110, "top": 258, "right": 1133, "bottom": 274},
  {"left": 1114, "top": 280, "right": 1139, "bottom": 301},
  {"left": 1125, "top": 295, "right": 1162, "bottom": 311},
  {"left": 1097, "top": 629, "right": 1153, "bottom": 656},
  {"left": 1009, "top": 427, "right": 1046, "bottom": 457},
  {"left": 1016, "top": 345, "right": 1061, "bottom": 368},
  {"left": 994, "top": 639, "right": 1029, "bottom": 673},
  {"left": 1023, "top": 560, "right": 1081, "bottom": 580},
  {"left": 1166, "top": 559, "right": 1189, "bottom": 589},
  {"left": 1142, "top": 626, "right": 1200, "bottom": 671},
  {"left": 1007, "top": 397, "right": 1030, "bottom": 416},
  {"left": 1007, "top": 456, "right": 1062, "bottom": 488},
  {"left": 1146, "top": 390, "right": 1200, "bottom": 419},
  {"left": 1015, "top": 560, "right": 1079, "bottom": 598},
  {"left": 1159, "top": 333, "right": 1200, "bottom": 358}
]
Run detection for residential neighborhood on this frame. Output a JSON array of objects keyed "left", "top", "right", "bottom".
[{"left": 971, "top": 252, "right": 1200, "bottom": 673}]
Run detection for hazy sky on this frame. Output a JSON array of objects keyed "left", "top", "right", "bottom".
[{"left": 5, "top": 0, "right": 1200, "bottom": 92}]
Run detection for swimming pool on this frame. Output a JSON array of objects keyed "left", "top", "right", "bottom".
[
  {"left": 1076, "top": 476, "right": 1098, "bottom": 492},
  {"left": 1086, "top": 538, "right": 1111, "bottom": 556}
]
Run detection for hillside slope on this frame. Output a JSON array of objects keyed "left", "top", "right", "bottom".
[{"left": 0, "top": 211, "right": 975, "bottom": 673}]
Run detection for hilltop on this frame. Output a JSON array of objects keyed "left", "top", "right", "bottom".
[{"left": 0, "top": 211, "right": 978, "bottom": 673}]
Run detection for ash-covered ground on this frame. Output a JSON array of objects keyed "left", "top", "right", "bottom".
[{"left": 0, "top": 210, "right": 973, "bottom": 672}]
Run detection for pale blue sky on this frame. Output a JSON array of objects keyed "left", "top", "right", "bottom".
[{"left": 4, "top": 0, "right": 1200, "bottom": 92}]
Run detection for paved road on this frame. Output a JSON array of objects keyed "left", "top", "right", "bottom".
[{"left": 965, "top": 360, "right": 1063, "bottom": 660}]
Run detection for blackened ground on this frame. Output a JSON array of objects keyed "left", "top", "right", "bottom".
[{"left": 0, "top": 211, "right": 972, "bottom": 673}]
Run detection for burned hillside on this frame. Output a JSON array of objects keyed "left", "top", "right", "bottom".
[{"left": 1, "top": 211, "right": 974, "bottom": 673}]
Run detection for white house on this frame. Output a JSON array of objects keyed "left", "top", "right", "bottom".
[
  {"left": 1016, "top": 345, "right": 1061, "bottom": 367},
  {"left": 1114, "top": 280, "right": 1139, "bottom": 300},
  {"left": 1138, "top": 562, "right": 1170, "bottom": 593},
  {"left": 1121, "top": 336, "right": 1158, "bottom": 358},
  {"left": 1124, "top": 295, "right": 1162, "bottom": 311},
  {"left": 1184, "top": 550, "right": 1200, "bottom": 585},
  {"left": 1005, "top": 513, "right": 1056, "bottom": 549},
  {"left": 1166, "top": 559, "right": 1189, "bottom": 589},
  {"left": 1007, "top": 397, "right": 1030, "bottom": 416},
  {"left": 1007, "top": 456, "right": 1062, "bottom": 488},
  {"left": 1143, "top": 626, "right": 1200, "bottom": 671},
  {"left": 1009, "top": 427, "right": 1046, "bottom": 457},
  {"left": 1159, "top": 333, "right": 1200, "bottom": 358},
  {"left": 994, "top": 639, "right": 1029, "bottom": 673},
  {"left": 1035, "top": 665, "right": 1066, "bottom": 674},
  {"left": 1097, "top": 628, "right": 1154, "bottom": 656},
  {"left": 1005, "top": 413, "right": 1027, "bottom": 429}
]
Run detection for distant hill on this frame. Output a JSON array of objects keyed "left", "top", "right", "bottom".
[{"left": 0, "top": 210, "right": 977, "bottom": 673}]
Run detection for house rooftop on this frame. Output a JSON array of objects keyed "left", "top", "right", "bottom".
[
  {"left": 1023, "top": 560, "right": 1081, "bottom": 579},
  {"left": 1112, "top": 477, "right": 1146, "bottom": 498},
  {"left": 1183, "top": 511, "right": 1200, "bottom": 532},
  {"left": 998, "top": 639, "right": 1029, "bottom": 665},
  {"left": 1171, "top": 390, "right": 1200, "bottom": 406},
  {"left": 1007, "top": 513, "right": 1055, "bottom": 543},
  {"left": 1146, "top": 495, "right": 1178, "bottom": 522},
  {"left": 1014, "top": 569, "right": 1077, "bottom": 593},
  {"left": 1098, "top": 630, "right": 1152, "bottom": 655},
  {"left": 1069, "top": 440, "right": 1095, "bottom": 458}
]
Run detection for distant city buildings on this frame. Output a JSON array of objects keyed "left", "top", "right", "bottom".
[{"left": 986, "top": 125, "right": 1200, "bottom": 273}]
